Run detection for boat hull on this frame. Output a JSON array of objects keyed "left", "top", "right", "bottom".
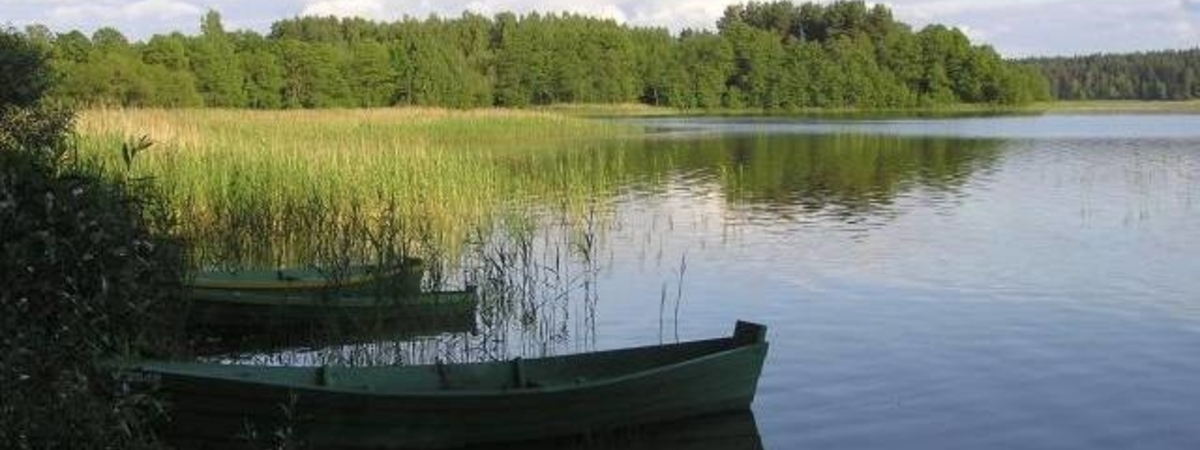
[
  {"left": 185, "top": 288, "right": 478, "bottom": 354},
  {"left": 186, "top": 288, "right": 478, "bottom": 329},
  {"left": 118, "top": 323, "right": 768, "bottom": 449}
]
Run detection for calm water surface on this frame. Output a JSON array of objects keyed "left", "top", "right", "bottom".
[
  {"left": 247, "top": 114, "right": 1200, "bottom": 449},
  {"left": 592, "top": 114, "right": 1200, "bottom": 449}
]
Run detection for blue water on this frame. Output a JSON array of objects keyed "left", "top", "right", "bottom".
[
  {"left": 637, "top": 113, "right": 1200, "bottom": 139},
  {"left": 590, "top": 114, "right": 1200, "bottom": 449},
  {"left": 249, "top": 114, "right": 1200, "bottom": 449}
]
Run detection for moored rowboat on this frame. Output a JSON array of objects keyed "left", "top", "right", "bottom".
[
  {"left": 185, "top": 286, "right": 478, "bottom": 331},
  {"left": 113, "top": 321, "right": 769, "bottom": 449},
  {"left": 188, "top": 259, "right": 423, "bottom": 292},
  {"left": 185, "top": 287, "right": 479, "bottom": 355}
]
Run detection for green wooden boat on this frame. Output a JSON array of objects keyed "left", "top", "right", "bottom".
[
  {"left": 185, "top": 286, "right": 478, "bottom": 331},
  {"left": 188, "top": 290, "right": 479, "bottom": 356},
  {"left": 113, "top": 321, "right": 768, "bottom": 449},
  {"left": 188, "top": 259, "right": 423, "bottom": 292}
]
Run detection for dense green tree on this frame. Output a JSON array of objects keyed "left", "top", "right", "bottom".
[
  {"left": 142, "top": 33, "right": 204, "bottom": 107},
  {"left": 491, "top": 12, "right": 541, "bottom": 106},
  {"left": 278, "top": 40, "right": 351, "bottom": 108},
  {"left": 231, "top": 32, "right": 284, "bottom": 109},
  {"left": 346, "top": 40, "right": 395, "bottom": 107},
  {"left": 53, "top": 30, "right": 150, "bottom": 106},
  {"left": 722, "top": 20, "right": 785, "bottom": 108},
  {"left": 827, "top": 35, "right": 891, "bottom": 106},
  {"left": 38, "top": 1, "right": 1048, "bottom": 109},
  {"left": 145, "top": 63, "right": 205, "bottom": 107},
  {"left": 916, "top": 25, "right": 967, "bottom": 104},
  {"left": 21, "top": 25, "right": 55, "bottom": 52},
  {"left": 1025, "top": 49, "right": 1200, "bottom": 101},
  {"left": 1, "top": 28, "right": 54, "bottom": 107},
  {"left": 803, "top": 41, "right": 843, "bottom": 107},
  {"left": 90, "top": 27, "right": 131, "bottom": 55},
  {"left": 877, "top": 25, "right": 922, "bottom": 97},
  {"left": 393, "top": 23, "right": 480, "bottom": 107},
  {"left": 143, "top": 33, "right": 190, "bottom": 70},
  {"left": 52, "top": 30, "right": 92, "bottom": 64},
  {"left": 631, "top": 28, "right": 679, "bottom": 106},
  {"left": 46, "top": 26, "right": 201, "bottom": 107},
  {"left": 674, "top": 31, "right": 735, "bottom": 108},
  {"left": 190, "top": 10, "right": 246, "bottom": 107}
]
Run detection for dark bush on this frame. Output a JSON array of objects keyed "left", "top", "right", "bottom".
[{"left": 1, "top": 31, "right": 185, "bottom": 450}]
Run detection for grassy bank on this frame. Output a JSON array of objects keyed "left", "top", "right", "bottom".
[
  {"left": 1035, "top": 99, "right": 1200, "bottom": 113},
  {"left": 547, "top": 102, "right": 1047, "bottom": 118},
  {"left": 552, "top": 100, "right": 1200, "bottom": 118},
  {"left": 76, "top": 108, "right": 640, "bottom": 267}
]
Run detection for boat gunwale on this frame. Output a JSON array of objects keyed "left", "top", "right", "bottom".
[
  {"left": 123, "top": 338, "right": 767, "bottom": 399},
  {"left": 188, "top": 264, "right": 414, "bottom": 290}
]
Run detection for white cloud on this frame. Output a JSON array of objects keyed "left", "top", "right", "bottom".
[
  {"left": 50, "top": 0, "right": 202, "bottom": 22},
  {"left": 126, "top": 0, "right": 203, "bottom": 18},
  {"left": 882, "top": 0, "right": 1199, "bottom": 56},
  {"left": 3, "top": 0, "right": 1198, "bottom": 55},
  {"left": 301, "top": 0, "right": 386, "bottom": 18},
  {"left": 297, "top": 0, "right": 701, "bottom": 30},
  {"left": 620, "top": 0, "right": 727, "bottom": 31}
]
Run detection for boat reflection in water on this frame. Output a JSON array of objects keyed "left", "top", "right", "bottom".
[
  {"left": 466, "top": 411, "right": 762, "bottom": 450},
  {"left": 189, "top": 309, "right": 478, "bottom": 357}
]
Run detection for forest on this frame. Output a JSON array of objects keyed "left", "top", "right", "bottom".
[
  {"left": 18, "top": 0, "right": 1050, "bottom": 110},
  {"left": 1024, "top": 49, "right": 1200, "bottom": 101}
]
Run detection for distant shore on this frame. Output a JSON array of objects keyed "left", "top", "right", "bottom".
[
  {"left": 1035, "top": 100, "right": 1200, "bottom": 114},
  {"left": 545, "top": 100, "right": 1200, "bottom": 118}
]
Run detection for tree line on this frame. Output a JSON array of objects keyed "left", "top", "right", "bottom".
[
  {"left": 1023, "top": 49, "right": 1200, "bottom": 101},
  {"left": 20, "top": 0, "right": 1050, "bottom": 110}
]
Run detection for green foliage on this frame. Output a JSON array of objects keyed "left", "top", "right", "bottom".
[
  {"left": 675, "top": 31, "right": 735, "bottom": 108},
  {"left": 279, "top": 40, "right": 352, "bottom": 108},
  {"left": 74, "top": 108, "right": 638, "bottom": 263},
  {"left": 1, "top": 105, "right": 185, "bottom": 450},
  {"left": 347, "top": 40, "right": 395, "bottom": 107},
  {"left": 724, "top": 20, "right": 786, "bottom": 108},
  {"left": 90, "top": 27, "right": 130, "bottom": 54},
  {"left": 1024, "top": 49, "right": 1200, "bottom": 101},
  {"left": 190, "top": 10, "right": 247, "bottom": 107},
  {"left": 232, "top": 32, "right": 285, "bottom": 109},
  {"left": 36, "top": 1, "right": 1047, "bottom": 109},
  {"left": 0, "top": 28, "right": 53, "bottom": 107},
  {"left": 1, "top": 32, "right": 185, "bottom": 449},
  {"left": 393, "top": 23, "right": 482, "bottom": 108},
  {"left": 142, "top": 34, "right": 190, "bottom": 70},
  {"left": 631, "top": 28, "right": 678, "bottom": 106}
]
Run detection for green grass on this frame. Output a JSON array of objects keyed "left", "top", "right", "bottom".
[
  {"left": 546, "top": 102, "right": 1049, "bottom": 118},
  {"left": 538, "top": 103, "right": 685, "bottom": 117},
  {"left": 1035, "top": 99, "right": 1200, "bottom": 113},
  {"left": 555, "top": 99, "right": 1200, "bottom": 118},
  {"left": 76, "top": 108, "right": 641, "bottom": 267}
]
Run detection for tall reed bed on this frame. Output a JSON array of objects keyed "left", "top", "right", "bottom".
[
  {"left": 222, "top": 209, "right": 606, "bottom": 367},
  {"left": 75, "top": 108, "right": 638, "bottom": 268}
]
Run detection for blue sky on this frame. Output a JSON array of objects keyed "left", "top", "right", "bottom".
[{"left": 3, "top": 0, "right": 1199, "bottom": 57}]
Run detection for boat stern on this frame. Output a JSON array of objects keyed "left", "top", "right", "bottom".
[{"left": 734, "top": 321, "right": 767, "bottom": 346}]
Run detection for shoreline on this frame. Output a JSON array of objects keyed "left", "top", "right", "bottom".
[{"left": 545, "top": 100, "right": 1200, "bottom": 119}]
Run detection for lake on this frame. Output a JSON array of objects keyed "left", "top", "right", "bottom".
[
  {"left": 244, "top": 114, "right": 1200, "bottom": 449},
  {"left": 592, "top": 114, "right": 1199, "bottom": 449}
]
